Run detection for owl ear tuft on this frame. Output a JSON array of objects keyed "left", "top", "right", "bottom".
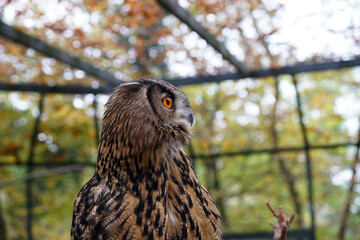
[{"left": 118, "top": 82, "right": 142, "bottom": 90}]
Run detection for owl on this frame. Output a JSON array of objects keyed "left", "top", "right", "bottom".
[{"left": 71, "top": 78, "right": 221, "bottom": 239}]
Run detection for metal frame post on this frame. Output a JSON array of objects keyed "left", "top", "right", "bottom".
[{"left": 291, "top": 74, "right": 316, "bottom": 240}]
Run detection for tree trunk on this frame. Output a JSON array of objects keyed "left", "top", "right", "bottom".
[
  {"left": 271, "top": 77, "right": 304, "bottom": 228},
  {"left": 338, "top": 118, "right": 360, "bottom": 240},
  {"left": 0, "top": 203, "right": 7, "bottom": 240}
]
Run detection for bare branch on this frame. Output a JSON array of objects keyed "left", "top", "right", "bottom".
[{"left": 267, "top": 201, "right": 296, "bottom": 240}]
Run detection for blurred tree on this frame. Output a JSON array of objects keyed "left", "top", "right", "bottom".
[{"left": 0, "top": 203, "right": 6, "bottom": 240}]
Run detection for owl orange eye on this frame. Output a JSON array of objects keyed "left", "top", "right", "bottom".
[{"left": 162, "top": 96, "right": 173, "bottom": 109}]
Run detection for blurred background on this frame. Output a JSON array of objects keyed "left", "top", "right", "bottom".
[{"left": 0, "top": 0, "right": 360, "bottom": 239}]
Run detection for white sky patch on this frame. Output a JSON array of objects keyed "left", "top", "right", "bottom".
[
  {"left": 279, "top": 78, "right": 295, "bottom": 100},
  {"left": 72, "top": 96, "right": 85, "bottom": 109},
  {"left": 183, "top": 32, "right": 199, "bottom": 49},
  {"left": 63, "top": 68, "right": 74, "bottom": 80},
  {"left": 308, "top": 109, "right": 321, "bottom": 120},
  {"left": 167, "top": 60, "right": 196, "bottom": 77},
  {"left": 331, "top": 168, "right": 356, "bottom": 187},
  {"left": 244, "top": 102, "right": 260, "bottom": 116},
  {"left": 84, "top": 94, "right": 95, "bottom": 105},
  {"left": 35, "top": 0, "right": 67, "bottom": 23},
  {"left": 3, "top": 0, "right": 96, "bottom": 32},
  {"left": 8, "top": 93, "right": 31, "bottom": 111},
  {"left": 2, "top": 0, "right": 29, "bottom": 23},
  {"left": 334, "top": 94, "right": 360, "bottom": 117},
  {"left": 72, "top": 94, "right": 97, "bottom": 110},
  {"left": 332, "top": 169, "right": 349, "bottom": 186},
  {"left": 3, "top": 0, "right": 359, "bottom": 79},
  {"left": 340, "top": 118, "right": 359, "bottom": 138},
  {"left": 261, "top": 91, "right": 276, "bottom": 106},
  {"left": 230, "top": 100, "right": 243, "bottom": 111},
  {"left": 74, "top": 69, "right": 85, "bottom": 79},
  {"left": 178, "top": 0, "right": 190, "bottom": 9},
  {"left": 96, "top": 94, "right": 110, "bottom": 116},
  {"left": 334, "top": 93, "right": 360, "bottom": 137},
  {"left": 233, "top": 81, "right": 248, "bottom": 98},
  {"left": 222, "top": 27, "right": 245, "bottom": 61},
  {"left": 269, "top": 0, "right": 360, "bottom": 60}
]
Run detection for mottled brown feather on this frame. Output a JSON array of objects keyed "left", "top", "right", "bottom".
[{"left": 71, "top": 79, "right": 221, "bottom": 239}]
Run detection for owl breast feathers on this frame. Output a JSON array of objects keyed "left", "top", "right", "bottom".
[{"left": 71, "top": 78, "right": 222, "bottom": 240}]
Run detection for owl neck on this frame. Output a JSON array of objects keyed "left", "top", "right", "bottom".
[{"left": 95, "top": 138, "right": 171, "bottom": 184}]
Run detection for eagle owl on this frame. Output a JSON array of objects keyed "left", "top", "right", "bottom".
[{"left": 71, "top": 78, "right": 221, "bottom": 239}]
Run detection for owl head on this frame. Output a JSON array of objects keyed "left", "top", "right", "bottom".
[{"left": 100, "top": 78, "right": 195, "bottom": 157}]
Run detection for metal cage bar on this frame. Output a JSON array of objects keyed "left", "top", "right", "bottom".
[{"left": 25, "top": 93, "right": 45, "bottom": 240}]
